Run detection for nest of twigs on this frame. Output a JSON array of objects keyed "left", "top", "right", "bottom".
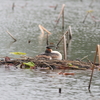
[{"left": 0, "top": 56, "right": 99, "bottom": 70}]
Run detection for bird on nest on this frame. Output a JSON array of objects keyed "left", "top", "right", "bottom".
[{"left": 36, "top": 46, "right": 62, "bottom": 60}]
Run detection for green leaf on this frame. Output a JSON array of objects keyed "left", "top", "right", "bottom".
[
  {"left": 68, "top": 63, "right": 72, "bottom": 66},
  {"left": 23, "top": 62, "right": 35, "bottom": 67},
  {"left": 10, "top": 52, "right": 26, "bottom": 55}
]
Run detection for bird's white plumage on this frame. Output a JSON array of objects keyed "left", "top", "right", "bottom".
[{"left": 51, "top": 50, "right": 62, "bottom": 60}]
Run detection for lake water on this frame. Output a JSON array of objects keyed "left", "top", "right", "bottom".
[{"left": 0, "top": 0, "right": 100, "bottom": 100}]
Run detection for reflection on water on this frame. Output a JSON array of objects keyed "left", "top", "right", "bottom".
[{"left": 0, "top": 0, "right": 100, "bottom": 100}]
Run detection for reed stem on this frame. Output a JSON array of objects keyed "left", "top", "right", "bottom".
[
  {"left": 6, "top": 30, "right": 17, "bottom": 41},
  {"left": 63, "top": 34, "right": 67, "bottom": 60},
  {"left": 54, "top": 4, "right": 65, "bottom": 28},
  {"left": 12, "top": 3, "right": 15, "bottom": 11},
  {"left": 56, "top": 31, "right": 68, "bottom": 49},
  {"left": 68, "top": 26, "right": 72, "bottom": 40},
  {"left": 89, "top": 0, "right": 95, "bottom": 7},
  {"left": 83, "top": 12, "right": 89, "bottom": 23},
  {"left": 88, "top": 45, "right": 99, "bottom": 91},
  {"left": 46, "top": 34, "right": 49, "bottom": 46},
  {"left": 62, "top": 6, "right": 64, "bottom": 32}
]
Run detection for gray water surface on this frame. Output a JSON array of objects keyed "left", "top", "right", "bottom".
[
  {"left": 0, "top": 0, "right": 100, "bottom": 100},
  {"left": 0, "top": 67, "right": 100, "bottom": 100}
]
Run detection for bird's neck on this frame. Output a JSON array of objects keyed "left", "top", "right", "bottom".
[{"left": 45, "top": 49, "right": 52, "bottom": 53}]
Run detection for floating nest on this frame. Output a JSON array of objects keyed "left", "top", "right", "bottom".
[{"left": 0, "top": 56, "right": 99, "bottom": 70}]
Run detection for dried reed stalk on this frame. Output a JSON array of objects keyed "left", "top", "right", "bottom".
[
  {"left": 6, "top": 30, "right": 17, "bottom": 41},
  {"left": 83, "top": 12, "right": 89, "bottom": 23},
  {"left": 56, "top": 31, "right": 68, "bottom": 49},
  {"left": 39, "top": 25, "right": 52, "bottom": 35},
  {"left": 68, "top": 26, "right": 72, "bottom": 39},
  {"left": 55, "top": 4, "right": 65, "bottom": 28},
  {"left": 88, "top": 45, "right": 99, "bottom": 91},
  {"left": 98, "top": 45, "right": 100, "bottom": 64},
  {"left": 63, "top": 34, "right": 67, "bottom": 60}
]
